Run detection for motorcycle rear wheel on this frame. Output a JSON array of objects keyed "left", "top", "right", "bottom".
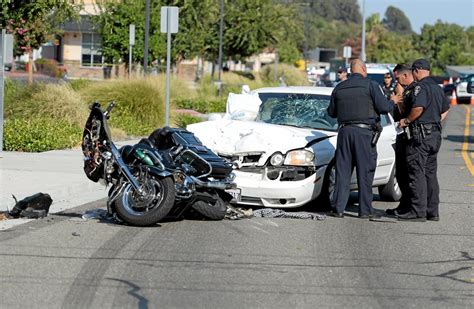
[
  {"left": 115, "top": 176, "right": 175, "bottom": 226},
  {"left": 191, "top": 197, "right": 227, "bottom": 220}
]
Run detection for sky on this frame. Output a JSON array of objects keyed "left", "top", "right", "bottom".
[{"left": 357, "top": 0, "right": 473, "bottom": 33}]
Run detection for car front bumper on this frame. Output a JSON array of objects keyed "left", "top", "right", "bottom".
[{"left": 231, "top": 165, "right": 328, "bottom": 208}]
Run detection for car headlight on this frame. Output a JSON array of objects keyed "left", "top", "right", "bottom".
[
  {"left": 269, "top": 152, "right": 284, "bottom": 166},
  {"left": 284, "top": 149, "right": 314, "bottom": 166}
]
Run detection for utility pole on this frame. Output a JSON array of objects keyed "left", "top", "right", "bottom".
[
  {"left": 361, "top": 0, "right": 366, "bottom": 61},
  {"left": 143, "top": 0, "right": 151, "bottom": 75},
  {"left": 217, "top": 0, "right": 224, "bottom": 96}
]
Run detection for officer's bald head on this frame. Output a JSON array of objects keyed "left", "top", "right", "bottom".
[{"left": 351, "top": 59, "right": 367, "bottom": 77}]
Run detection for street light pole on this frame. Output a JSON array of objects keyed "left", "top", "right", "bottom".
[
  {"left": 143, "top": 0, "right": 151, "bottom": 75},
  {"left": 361, "top": 0, "right": 366, "bottom": 61},
  {"left": 217, "top": 0, "right": 224, "bottom": 96}
]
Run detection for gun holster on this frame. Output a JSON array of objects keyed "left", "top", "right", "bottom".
[
  {"left": 409, "top": 123, "right": 422, "bottom": 143},
  {"left": 371, "top": 123, "right": 383, "bottom": 146}
]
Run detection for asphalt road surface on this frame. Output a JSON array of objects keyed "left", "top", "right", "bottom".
[{"left": 0, "top": 105, "right": 472, "bottom": 308}]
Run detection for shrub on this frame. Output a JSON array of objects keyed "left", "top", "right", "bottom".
[
  {"left": 197, "top": 72, "right": 271, "bottom": 98},
  {"left": 68, "top": 78, "right": 92, "bottom": 91},
  {"left": 80, "top": 79, "right": 165, "bottom": 136},
  {"left": 6, "top": 83, "right": 87, "bottom": 126},
  {"left": 3, "top": 117, "right": 82, "bottom": 152},
  {"left": 260, "top": 63, "right": 310, "bottom": 86},
  {"left": 173, "top": 113, "right": 203, "bottom": 128},
  {"left": 35, "top": 59, "right": 66, "bottom": 78},
  {"left": 4, "top": 78, "right": 40, "bottom": 116},
  {"left": 175, "top": 98, "right": 226, "bottom": 114}
]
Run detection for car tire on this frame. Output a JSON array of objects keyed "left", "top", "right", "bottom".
[
  {"left": 315, "top": 162, "right": 335, "bottom": 210},
  {"left": 378, "top": 166, "right": 402, "bottom": 201}
]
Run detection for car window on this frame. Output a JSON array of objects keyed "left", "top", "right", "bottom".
[
  {"left": 367, "top": 73, "right": 386, "bottom": 86},
  {"left": 256, "top": 93, "right": 338, "bottom": 131}
]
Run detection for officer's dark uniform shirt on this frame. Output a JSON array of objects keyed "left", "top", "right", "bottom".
[
  {"left": 382, "top": 84, "right": 395, "bottom": 100},
  {"left": 393, "top": 82, "right": 416, "bottom": 122},
  {"left": 412, "top": 77, "right": 450, "bottom": 124},
  {"left": 327, "top": 73, "right": 394, "bottom": 124}
]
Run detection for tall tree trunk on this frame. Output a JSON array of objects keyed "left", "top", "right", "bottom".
[
  {"left": 211, "top": 61, "right": 215, "bottom": 81},
  {"left": 28, "top": 52, "right": 33, "bottom": 85}
]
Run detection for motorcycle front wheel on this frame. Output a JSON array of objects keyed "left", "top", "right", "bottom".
[{"left": 115, "top": 175, "right": 175, "bottom": 226}]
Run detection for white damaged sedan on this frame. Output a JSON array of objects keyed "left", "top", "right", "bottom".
[{"left": 187, "top": 86, "right": 401, "bottom": 208}]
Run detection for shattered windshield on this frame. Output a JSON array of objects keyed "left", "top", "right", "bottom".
[{"left": 256, "top": 92, "right": 338, "bottom": 131}]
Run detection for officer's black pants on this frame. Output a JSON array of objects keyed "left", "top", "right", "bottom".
[
  {"left": 395, "top": 134, "right": 410, "bottom": 212},
  {"left": 332, "top": 126, "right": 377, "bottom": 215},
  {"left": 405, "top": 130, "right": 442, "bottom": 217}
]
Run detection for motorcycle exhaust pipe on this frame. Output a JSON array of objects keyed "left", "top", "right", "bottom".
[{"left": 190, "top": 176, "right": 236, "bottom": 190}]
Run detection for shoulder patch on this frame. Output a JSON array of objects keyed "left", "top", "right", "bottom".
[{"left": 414, "top": 85, "right": 421, "bottom": 96}]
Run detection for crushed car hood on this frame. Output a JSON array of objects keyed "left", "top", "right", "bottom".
[{"left": 187, "top": 120, "right": 334, "bottom": 156}]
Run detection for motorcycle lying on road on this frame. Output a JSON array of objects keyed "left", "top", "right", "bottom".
[{"left": 82, "top": 101, "right": 235, "bottom": 226}]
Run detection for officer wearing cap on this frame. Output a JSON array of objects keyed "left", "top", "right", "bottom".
[
  {"left": 327, "top": 59, "right": 401, "bottom": 218},
  {"left": 386, "top": 64, "right": 417, "bottom": 216},
  {"left": 397, "top": 59, "right": 450, "bottom": 222},
  {"left": 336, "top": 66, "right": 348, "bottom": 83}
]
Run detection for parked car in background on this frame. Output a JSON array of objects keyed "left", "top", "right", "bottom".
[
  {"left": 456, "top": 74, "right": 474, "bottom": 102},
  {"left": 187, "top": 87, "right": 401, "bottom": 209}
]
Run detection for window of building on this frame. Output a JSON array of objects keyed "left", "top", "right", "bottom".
[{"left": 81, "top": 33, "right": 103, "bottom": 67}]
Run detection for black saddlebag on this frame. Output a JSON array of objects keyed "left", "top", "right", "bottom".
[{"left": 149, "top": 127, "right": 233, "bottom": 179}]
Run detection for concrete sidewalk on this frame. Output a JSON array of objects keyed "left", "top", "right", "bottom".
[{"left": 0, "top": 140, "right": 137, "bottom": 230}]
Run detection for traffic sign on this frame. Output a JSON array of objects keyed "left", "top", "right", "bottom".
[{"left": 161, "top": 7, "right": 179, "bottom": 34}]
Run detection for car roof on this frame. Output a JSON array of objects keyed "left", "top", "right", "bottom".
[
  {"left": 253, "top": 86, "right": 333, "bottom": 96},
  {"left": 347, "top": 63, "right": 393, "bottom": 74}
]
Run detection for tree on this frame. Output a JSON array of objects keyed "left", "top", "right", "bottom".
[
  {"left": 415, "top": 21, "right": 474, "bottom": 74},
  {"left": 309, "top": 0, "right": 361, "bottom": 24},
  {"left": 96, "top": 0, "right": 301, "bottom": 75},
  {"left": 221, "top": 0, "right": 299, "bottom": 60},
  {"left": 382, "top": 6, "right": 412, "bottom": 34},
  {"left": 0, "top": 0, "right": 80, "bottom": 84}
]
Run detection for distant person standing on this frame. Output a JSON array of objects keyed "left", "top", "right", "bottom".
[
  {"left": 327, "top": 59, "right": 401, "bottom": 219},
  {"left": 336, "top": 66, "right": 348, "bottom": 83},
  {"left": 396, "top": 59, "right": 450, "bottom": 222},
  {"left": 386, "top": 64, "right": 417, "bottom": 217},
  {"left": 382, "top": 72, "right": 395, "bottom": 99}
]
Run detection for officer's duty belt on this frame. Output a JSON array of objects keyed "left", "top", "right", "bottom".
[{"left": 339, "top": 123, "right": 372, "bottom": 130}]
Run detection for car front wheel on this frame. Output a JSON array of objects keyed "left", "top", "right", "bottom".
[{"left": 378, "top": 167, "right": 402, "bottom": 201}]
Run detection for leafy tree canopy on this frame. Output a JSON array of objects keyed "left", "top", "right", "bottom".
[
  {"left": 382, "top": 5, "right": 412, "bottom": 34},
  {"left": 309, "top": 0, "right": 361, "bottom": 24},
  {"left": 415, "top": 21, "right": 474, "bottom": 74},
  {"left": 95, "top": 0, "right": 301, "bottom": 65},
  {"left": 0, "top": 0, "right": 80, "bottom": 56}
]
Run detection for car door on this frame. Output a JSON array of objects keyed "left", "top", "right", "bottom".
[
  {"left": 373, "top": 114, "right": 396, "bottom": 183},
  {"left": 348, "top": 114, "right": 396, "bottom": 187}
]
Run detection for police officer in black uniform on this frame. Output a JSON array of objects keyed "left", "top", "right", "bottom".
[
  {"left": 386, "top": 64, "right": 417, "bottom": 216},
  {"left": 327, "top": 59, "right": 401, "bottom": 218},
  {"left": 397, "top": 59, "right": 450, "bottom": 221}
]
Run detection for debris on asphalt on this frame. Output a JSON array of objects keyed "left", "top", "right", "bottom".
[
  {"left": 253, "top": 208, "right": 326, "bottom": 220},
  {"left": 225, "top": 205, "right": 326, "bottom": 220},
  {"left": 81, "top": 208, "right": 121, "bottom": 223},
  {"left": 82, "top": 209, "right": 109, "bottom": 220},
  {"left": 225, "top": 205, "right": 253, "bottom": 220},
  {"left": 72, "top": 232, "right": 80, "bottom": 237},
  {"left": 8, "top": 193, "right": 52, "bottom": 219}
]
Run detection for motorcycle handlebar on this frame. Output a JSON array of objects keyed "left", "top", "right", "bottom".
[{"left": 104, "top": 101, "right": 116, "bottom": 118}]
